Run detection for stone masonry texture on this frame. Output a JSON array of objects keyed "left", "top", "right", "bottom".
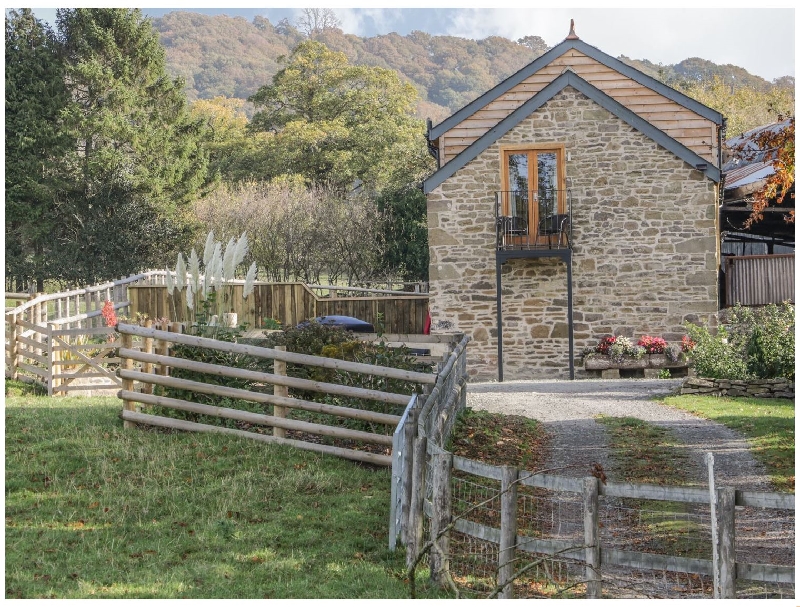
[{"left": 427, "top": 87, "right": 719, "bottom": 381}]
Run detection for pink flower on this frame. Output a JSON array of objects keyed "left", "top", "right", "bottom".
[{"left": 637, "top": 335, "right": 667, "bottom": 354}]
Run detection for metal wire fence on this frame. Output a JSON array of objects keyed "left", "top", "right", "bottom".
[{"left": 417, "top": 462, "right": 794, "bottom": 599}]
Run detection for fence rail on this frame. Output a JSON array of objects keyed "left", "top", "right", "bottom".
[
  {"left": 390, "top": 343, "right": 795, "bottom": 599},
  {"left": 115, "top": 322, "right": 442, "bottom": 467},
  {"left": 5, "top": 272, "right": 431, "bottom": 394}
]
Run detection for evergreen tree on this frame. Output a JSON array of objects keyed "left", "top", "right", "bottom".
[
  {"left": 5, "top": 9, "right": 72, "bottom": 291},
  {"left": 54, "top": 8, "right": 208, "bottom": 284}
]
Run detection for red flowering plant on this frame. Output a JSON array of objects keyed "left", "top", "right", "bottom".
[
  {"left": 101, "top": 300, "right": 118, "bottom": 328},
  {"left": 101, "top": 300, "right": 119, "bottom": 344},
  {"left": 681, "top": 335, "right": 696, "bottom": 353},
  {"left": 595, "top": 336, "right": 616, "bottom": 355},
  {"left": 637, "top": 335, "right": 667, "bottom": 354}
]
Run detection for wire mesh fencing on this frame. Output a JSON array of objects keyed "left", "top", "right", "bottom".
[{"left": 410, "top": 457, "right": 794, "bottom": 599}]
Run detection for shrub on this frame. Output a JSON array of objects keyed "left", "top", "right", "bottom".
[
  {"left": 685, "top": 302, "right": 794, "bottom": 380},
  {"left": 684, "top": 324, "right": 747, "bottom": 380}
]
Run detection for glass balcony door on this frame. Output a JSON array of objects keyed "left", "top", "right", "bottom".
[{"left": 502, "top": 147, "right": 565, "bottom": 245}]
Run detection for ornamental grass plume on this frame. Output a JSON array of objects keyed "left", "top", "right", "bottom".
[
  {"left": 186, "top": 280, "right": 194, "bottom": 311},
  {"left": 243, "top": 262, "right": 257, "bottom": 299},
  {"left": 222, "top": 236, "right": 237, "bottom": 282},
  {"left": 165, "top": 266, "right": 175, "bottom": 296},
  {"left": 202, "top": 230, "right": 216, "bottom": 266},
  {"left": 188, "top": 248, "right": 201, "bottom": 300},
  {"left": 175, "top": 252, "right": 186, "bottom": 291},
  {"left": 233, "top": 232, "right": 249, "bottom": 269}
]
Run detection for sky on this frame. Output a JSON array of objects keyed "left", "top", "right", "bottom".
[{"left": 23, "top": 5, "right": 796, "bottom": 82}]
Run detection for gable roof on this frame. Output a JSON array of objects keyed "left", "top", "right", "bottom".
[
  {"left": 429, "top": 38, "right": 724, "bottom": 141},
  {"left": 423, "top": 71, "right": 721, "bottom": 194}
]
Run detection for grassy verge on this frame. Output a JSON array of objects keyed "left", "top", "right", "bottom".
[
  {"left": 661, "top": 394, "right": 795, "bottom": 493},
  {"left": 5, "top": 391, "right": 447, "bottom": 599},
  {"left": 595, "top": 416, "right": 709, "bottom": 559},
  {"left": 595, "top": 416, "right": 694, "bottom": 485}
]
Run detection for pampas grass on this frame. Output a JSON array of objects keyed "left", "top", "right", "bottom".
[{"left": 166, "top": 230, "right": 255, "bottom": 332}]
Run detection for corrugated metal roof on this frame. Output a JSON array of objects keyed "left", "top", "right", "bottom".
[
  {"left": 723, "top": 161, "right": 774, "bottom": 191},
  {"left": 722, "top": 119, "right": 791, "bottom": 172}
]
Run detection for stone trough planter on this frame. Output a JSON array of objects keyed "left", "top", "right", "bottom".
[{"left": 583, "top": 354, "right": 690, "bottom": 379}]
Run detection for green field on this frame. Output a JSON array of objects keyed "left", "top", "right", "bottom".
[{"left": 4, "top": 387, "right": 445, "bottom": 599}]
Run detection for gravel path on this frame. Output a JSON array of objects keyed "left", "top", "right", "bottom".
[{"left": 466, "top": 378, "right": 773, "bottom": 490}]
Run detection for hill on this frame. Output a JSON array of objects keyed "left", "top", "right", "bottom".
[{"left": 152, "top": 11, "right": 793, "bottom": 125}]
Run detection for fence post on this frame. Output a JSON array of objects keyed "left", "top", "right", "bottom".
[
  {"left": 717, "top": 486, "right": 736, "bottom": 598},
  {"left": 400, "top": 407, "right": 419, "bottom": 546},
  {"left": 46, "top": 324, "right": 56, "bottom": 397},
  {"left": 121, "top": 331, "right": 136, "bottom": 429},
  {"left": 156, "top": 320, "right": 168, "bottom": 376},
  {"left": 142, "top": 319, "right": 154, "bottom": 394},
  {"left": 11, "top": 313, "right": 20, "bottom": 380},
  {"left": 406, "top": 434, "right": 428, "bottom": 570},
  {"left": 583, "top": 476, "right": 601, "bottom": 598},
  {"left": 273, "top": 345, "right": 288, "bottom": 438},
  {"left": 429, "top": 450, "right": 453, "bottom": 587},
  {"left": 34, "top": 298, "right": 43, "bottom": 356},
  {"left": 498, "top": 465, "right": 518, "bottom": 599}
]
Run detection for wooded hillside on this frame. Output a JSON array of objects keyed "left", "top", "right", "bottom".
[{"left": 152, "top": 11, "right": 793, "bottom": 126}]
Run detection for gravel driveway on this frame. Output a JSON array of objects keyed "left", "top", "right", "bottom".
[{"left": 467, "top": 378, "right": 773, "bottom": 491}]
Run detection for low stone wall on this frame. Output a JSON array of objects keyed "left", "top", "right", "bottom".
[{"left": 681, "top": 377, "right": 795, "bottom": 399}]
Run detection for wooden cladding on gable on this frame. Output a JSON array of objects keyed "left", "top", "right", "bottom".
[{"left": 437, "top": 49, "right": 718, "bottom": 166}]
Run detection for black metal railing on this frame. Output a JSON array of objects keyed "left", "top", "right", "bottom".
[{"left": 495, "top": 189, "right": 572, "bottom": 250}]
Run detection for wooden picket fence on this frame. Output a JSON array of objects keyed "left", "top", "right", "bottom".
[
  {"left": 115, "top": 322, "right": 442, "bottom": 466},
  {"left": 5, "top": 272, "right": 168, "bottom": 394}
]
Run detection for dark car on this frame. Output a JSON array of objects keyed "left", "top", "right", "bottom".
[{"left": 296, "top": 315, "right": 375, "bottom": 333}]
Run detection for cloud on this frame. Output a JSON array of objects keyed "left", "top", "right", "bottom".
[
  {"left": 337, "top": 8, "right": 406, "bottom": 37},
  {"left": 441, "top": 8, "right": 794, "bottom": 81}
]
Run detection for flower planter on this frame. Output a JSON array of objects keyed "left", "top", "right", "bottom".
[
  {"left": 585, "top": 355, "right": 646, "bottom": 370},
  {"left": 584, "top": 354, "right": 688, "bottom": 372}
]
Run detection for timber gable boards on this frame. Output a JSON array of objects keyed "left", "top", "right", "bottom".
[{"left": 427, "top": 39, "right": 723, "bottom": 172}]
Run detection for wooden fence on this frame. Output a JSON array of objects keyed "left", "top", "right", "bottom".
[
  {"left": 392, "top": 372, "right": 795, "bottom": 599},
  {"left": 115, "top": 322, "right": 441, "bottom": 466},
  {"left": 5, "top": 272, "right": 167, "bottom": 393},
  {"left": 724, "top": 254, "right": 795, "bottom": 306},
  {"left": 5, "top": 272, "right": 430, "bottom": 394},
  {"left": 128, "top": 282, "right": 430, "bottom": 334}
]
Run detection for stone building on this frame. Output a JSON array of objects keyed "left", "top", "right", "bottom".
[{"left": 423, "top": 25, "right": 725, "bottom": 381}]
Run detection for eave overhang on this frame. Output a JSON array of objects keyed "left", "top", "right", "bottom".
[
  {"left": 429, "top": 38, "right": 724, "bottom": 141},
  {"left": 423, "top": 71, "right": 721, "bottom": 195}
]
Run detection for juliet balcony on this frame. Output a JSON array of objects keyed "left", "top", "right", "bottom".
[{"left": 495, "top": 189, "right": 573, "bottom": 252}]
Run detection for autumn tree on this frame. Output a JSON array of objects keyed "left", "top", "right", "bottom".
[
  {"left": 248, "top": 40, "right": 430, "bottom": 193},
  {"left": 734, "top": 118, "right": 795, "bottom": 227},
  {"left": 679, "top": 75, "right": 794, "bottom": 138}
]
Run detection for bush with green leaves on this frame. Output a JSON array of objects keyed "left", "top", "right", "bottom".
[
  {"left": 685, "top": 302, "right": 794, "bottom": 380},
  {"left": 257, "top": 323, "right": 429, "bottom": 435}
]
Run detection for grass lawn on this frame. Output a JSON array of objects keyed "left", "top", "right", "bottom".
[
  {"left": 4, "top": 386, "right": 448, "bottom": 599},
  {"left": 661, "top": 394, "right": 795, "bottom": 493}
]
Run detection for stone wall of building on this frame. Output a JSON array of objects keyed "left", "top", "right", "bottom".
[{"left": 427, "top": 86, "right": 719, "bottom": 381}]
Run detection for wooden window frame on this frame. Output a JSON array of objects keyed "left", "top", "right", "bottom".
[{"left": 500, "top": 144, "right": 567, "bottom": 241}]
